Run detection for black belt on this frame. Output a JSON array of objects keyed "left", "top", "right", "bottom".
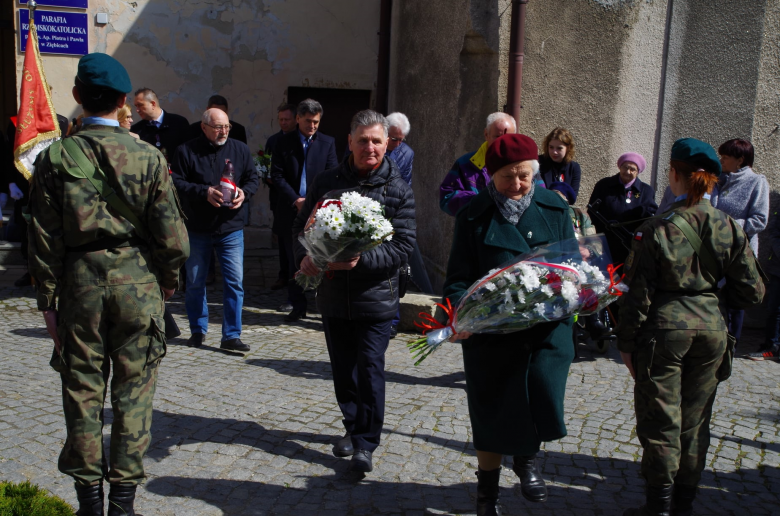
[{"left": 67, "top": 236, "right": 146, "bottom": 253}]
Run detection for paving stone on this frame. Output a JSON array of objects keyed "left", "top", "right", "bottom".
[{"left": 0, "top": 286, "right": 776, "bottom": 515}]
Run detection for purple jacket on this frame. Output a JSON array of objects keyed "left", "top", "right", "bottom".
[{"left": 439, "top": 143, "right": 491, "bottom": 216}]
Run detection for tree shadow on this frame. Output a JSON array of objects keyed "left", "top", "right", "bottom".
[{"left": 244, "top": 357, "right": 467, "bottom": 389}]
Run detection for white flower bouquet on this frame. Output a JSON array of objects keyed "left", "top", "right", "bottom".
[
  {"left": 296, "top": 189, "right": 395, "bottom": 291},
  {"left": 408, "top": 235, "right": 627, "bottom": 365}
]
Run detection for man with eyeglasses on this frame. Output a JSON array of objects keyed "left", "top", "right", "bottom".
[
  {"left": 171, "top": 108, "right": 260, "bottom": 352},
  {"left": 385, "top": 112, "right": 414, "bottom": 187},
  {"left": 131, "top": 87, "right": 190, "bottom": 161}
]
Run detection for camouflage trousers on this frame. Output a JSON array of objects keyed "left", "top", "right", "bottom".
[
  {"left": 50, "top": 282, "right": 166, "bottom": 486},
  {"left": 633, "top": 329, "right": 726, "bottom": 487}
]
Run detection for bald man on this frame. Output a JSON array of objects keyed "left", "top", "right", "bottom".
[{"left": 171, "top": 108, "right": 260, "bottom": 352}]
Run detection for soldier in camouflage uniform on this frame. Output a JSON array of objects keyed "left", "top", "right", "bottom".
[
  {"left": 615, "top": 138, "right": 764, "bottom": 516},
  {"left": 27, "top": 53, "right": 189, "bottom": 516}
]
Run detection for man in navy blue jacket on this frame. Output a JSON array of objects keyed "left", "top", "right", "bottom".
[
  {"left": 172, "top": 108, "right": 259, "bottom": 352},
  {"left": 271, "top": 99, "right": 338, "bottom": 322}
]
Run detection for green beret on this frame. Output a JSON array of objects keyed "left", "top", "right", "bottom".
[
  {"left": 77, "top": 53, "right": 132, "bottom": 93},
  {"left": 670, "top": 138, "right": 721, "bottom": 177}
]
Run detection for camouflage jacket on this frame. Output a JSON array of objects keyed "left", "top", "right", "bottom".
[
  {"left": 616, "top": 200, "right": 765, "bottom": 352},
  {"left": 28, "top": 125, "right": 190, "bottom": 310}
]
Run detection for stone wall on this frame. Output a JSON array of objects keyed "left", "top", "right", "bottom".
[{"left": 389, "top": 0, "right": 502, "bottom": 290}]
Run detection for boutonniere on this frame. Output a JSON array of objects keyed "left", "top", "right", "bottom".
[{"left": 634, "top": 192, "right": 640, "bottom": 199}]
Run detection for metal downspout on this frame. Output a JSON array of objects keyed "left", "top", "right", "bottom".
[
  {"left": 504, "top": 0, "right": 528, "bottom": 122},
  {"left": 650, "top": 0, "right": 675, "bottom": 191},
  {"left": 376, "top": 0, "right": 393, "bottom": 114}
]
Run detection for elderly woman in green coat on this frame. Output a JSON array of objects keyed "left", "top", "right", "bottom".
[{"left": 443, "top": 134, "right": 576, "bottom": 516}]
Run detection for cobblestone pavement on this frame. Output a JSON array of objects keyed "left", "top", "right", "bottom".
[{"left": 0, "top": 284, "right": 778, "bottom": 515}]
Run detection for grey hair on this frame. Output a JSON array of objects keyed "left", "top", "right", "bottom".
[
  {"left": 530, "top": 160, "right": 540, "bottom": 175},
  {"left": 485, "top": 112, "right": 516, "bottom": 132},
  {"left": 201, "top": 109, "right": 227, "bottom": 125},
  {"left": 134, "top": 87, "right": 158, "bottom": 104},
  {"left": 386, "top": 112, "right": 410, "bottom": 136},
  {"left": 350, "top": 110, "right": 389, "bottom": 137},
  {"left": 297, "top": 98, "right": 323, "bottom": 117}
]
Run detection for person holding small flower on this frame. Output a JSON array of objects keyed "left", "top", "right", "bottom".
[{"left": 443, "top": 133, "right": 576, "bottom": 515}]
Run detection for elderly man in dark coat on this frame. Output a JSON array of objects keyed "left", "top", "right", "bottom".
[
  {"left": 292, "top": 110, "right": 415, "bottom": 474},
  {"left": 444, "top": 133, "right": 575, "bottom": 515}
]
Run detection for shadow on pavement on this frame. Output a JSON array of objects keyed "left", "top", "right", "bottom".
[
  {"left": 10, "top": 327, "right": 50, "bottom": 339},
  {"left": 245, "top": 357, "right": 467, "bottom": 389}
]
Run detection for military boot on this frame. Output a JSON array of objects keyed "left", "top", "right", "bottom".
[
  {"left": 623, "top": 484, "right": 673, "bottom": 516},
  {"left": 475, "top": 466, "right": 501, "bottom": 516},
  {"left": 671, "top": 483, "right": 697, "bottom": 516},
  {"left": 512, "top": 455, "right": 548, "bottom": 502},
  {"left": 107, "top": 484, "right": 138, "bottom": 516},
  {"left": 74, "top": 482, "right": 103, "bottom": 516}
]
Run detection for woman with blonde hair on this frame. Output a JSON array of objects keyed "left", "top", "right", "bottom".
[{"left": 117, "top": 103, "right": 139, "bottom": 138}]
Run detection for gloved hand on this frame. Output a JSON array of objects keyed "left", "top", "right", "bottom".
[{"left": 9, "top": 183, "right": 24, "bottom": 200}]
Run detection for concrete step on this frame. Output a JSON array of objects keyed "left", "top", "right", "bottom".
[{"left": 0, "top": 241, "right": 25, "bottom": 266}]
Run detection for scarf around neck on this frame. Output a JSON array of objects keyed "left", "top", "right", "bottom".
[{"left": 487, "top": 180, "right": 535, "bottom": 225}]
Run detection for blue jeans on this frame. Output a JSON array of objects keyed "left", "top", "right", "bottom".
[{"left": 185, "top": 230, "right": 244, "bottom": 340}]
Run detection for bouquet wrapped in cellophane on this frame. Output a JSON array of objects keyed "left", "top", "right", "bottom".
[
  {"left": 408, "top": 235, "right": 626, "bottom": 365},
  {"left": 296, "top": 189, "right": 394, "bottom": 291}
]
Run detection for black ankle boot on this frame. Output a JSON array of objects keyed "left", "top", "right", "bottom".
[
  {"left": 475, "top": 467, "right": 501, "bottom": 516},
  {"left": 75, "top": 483, "right": 103, "bottom": 516},
  {"left": 623, "top": 484, "right": 673, "bottom": 516},
  {"left": 671, "top": 484, "right": 697, "bottom": 516},
  {"left": 512, "top": 455, "right": 547, "bottom": 502},
  {"left": 107, "top": 484, "right": 137, "bottom": 516}
]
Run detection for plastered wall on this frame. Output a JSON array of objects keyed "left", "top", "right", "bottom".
[
  {"left": 14, "top": 0, "right": 380, "bottom": 228},
  {"left": 392, "top": 0, "right": 779, "bottom": 292}
]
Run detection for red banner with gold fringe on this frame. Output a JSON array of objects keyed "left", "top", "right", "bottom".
[{"left": 13, "top": 9, "right": 60, "bottom": 180}]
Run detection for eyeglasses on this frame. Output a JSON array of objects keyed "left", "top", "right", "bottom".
[
  {"left": 389, "top": 137, "right": 405, "bottom": 142},
  {"left": 204, "top": 123, "right": 232, "bottom": 132}
]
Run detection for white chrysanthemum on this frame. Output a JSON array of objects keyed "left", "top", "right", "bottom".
[
  {"left": 516, "top": 290, "right": 525, "bottom": 304},
  {"left": 496, "top": 278, "right": 507, "bottom": 289},
  {"left": 484, "top": 282, "right": 497, "bottom": 292},
  {"left": 519, "top": 264, "right": 541, "bottom": 290},
  {"left": 551, "top": 306, "right": 564, "bottom": 319},
  {"left": 540, "top": 285, "right": 553, "bottom": 297},
  {"left": 561, "top": 280, "right": 579, "bottom": 308},
  {"left": 534, "top": 303, "right": 547, "bottom": 317}
]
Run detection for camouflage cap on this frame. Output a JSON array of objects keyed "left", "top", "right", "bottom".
[
  {"left": 77, "top": 53, "right": 132, "bottom": 93},
  {"left": 671, "top": 138, "right": 722, "bottom": 177}
]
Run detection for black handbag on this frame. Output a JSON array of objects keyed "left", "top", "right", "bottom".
[
  {"left": 163, "top": 306, "right": 181, "bottom": 339},
  {"left": 398, "top": 263, "right": 410, "bottom": 298}
]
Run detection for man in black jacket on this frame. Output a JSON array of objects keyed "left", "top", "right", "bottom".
[
  {"left": 271, "top": 98, "right": 338, "bottom": 321},
  {"left": 131, "top": 87, "right": 190, "bottom": 161},
  {"left": 185, "top": 95, "right": 248, "bottom": 144},
  {"left": 293, "top": 110, "right": 416, "bottom": 473},
  {"left": 265, "top": 103, "right": 297, "bottom": 293},
  {"left": 171, "top": 108, "right": 259, "bottom": 352}
]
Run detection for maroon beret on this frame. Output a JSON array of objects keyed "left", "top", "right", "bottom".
[{"left": 485, "top": 134, "right": 539, "bottom": 175}]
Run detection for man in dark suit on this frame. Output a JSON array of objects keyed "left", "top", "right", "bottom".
[
  {"left": 265, "top": 103, "right": 297, "bottom": 295},
  {"left": 185, "top": 95, "right": 248, "bottom": 144},
  {"left": 131, "top": 87, "right": 190, "bottom": 161},
  {"left": 271, "top": 99, "right": 338, "bottom": 322}
]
